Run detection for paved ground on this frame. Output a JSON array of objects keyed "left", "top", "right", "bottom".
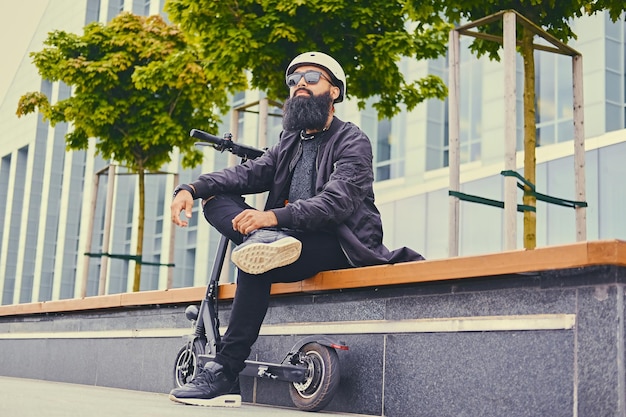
[{"left": 0, "top": 376, "right": 362, "bottom": 417}]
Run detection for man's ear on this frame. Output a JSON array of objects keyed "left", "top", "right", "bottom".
[{"left": 330, "top": 85, "right": 340, "bottom": 101}]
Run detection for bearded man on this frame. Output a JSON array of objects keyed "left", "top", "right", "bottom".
[{"left": 169, "top": 52, "right": 424, "bottom": 406}]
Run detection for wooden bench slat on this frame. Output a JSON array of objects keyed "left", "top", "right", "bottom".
[{"left": 1, "top": 240, "right": 625, "bottom": 317}]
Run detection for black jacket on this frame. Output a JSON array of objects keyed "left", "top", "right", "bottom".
[{"left": 191, "top": 116, "right": 424, "bottom": 267}]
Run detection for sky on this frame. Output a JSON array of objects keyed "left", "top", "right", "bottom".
[{"left": 0, "top": 0, "right": 49, "bottom": 98}]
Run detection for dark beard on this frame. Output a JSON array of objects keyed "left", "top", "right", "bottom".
[{"left": 282, "top": 90, "right": 333, "bottom": 132}]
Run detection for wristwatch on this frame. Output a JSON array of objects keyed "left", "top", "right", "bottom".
[{"left": 173, "top": 184, "right": 196, "bottom": 199}]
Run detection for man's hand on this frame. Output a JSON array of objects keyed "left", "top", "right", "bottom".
[
  {"left": 232, "top": 209, "right": 278, "bottom": 235},
  {"left": 171, "top": 190, "right": 194, "bottom": 227}
]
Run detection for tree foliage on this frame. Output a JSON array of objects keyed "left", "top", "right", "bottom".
[
  {"left": 165, "top": 0, "right": 452, "bottom": 118},
  {"left": 429, "top": 0, "right": 624, "bottom": 59},
  {"left": 17, "top": 12, "right": 231, "bottom": 291},
  {"left": 17, "top": 12, "right": 229, "bottom": 170}
]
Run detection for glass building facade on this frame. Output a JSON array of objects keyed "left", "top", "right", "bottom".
[{"left": 0, "top": 1, "right": 625, "bottom": 305}]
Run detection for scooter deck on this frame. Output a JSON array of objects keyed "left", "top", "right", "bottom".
[
  {"left": 198, "top": 354, "right": 307, "bottom": 383},
  {"left": 169, "top": 393, "right": 242, "bottom": 407}
]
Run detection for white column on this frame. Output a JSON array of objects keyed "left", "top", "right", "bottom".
[
  {"left": 51, "top": 146, "right": 76, "bottom": 300},
  {"left": 12, "top": 144, "right": 36, "bottom": 303},
  {"left": 98, "top": 164, "right": 116, "bottom": 295},
  {"left": 32, "top": 82, "right": 61, "bottom": 301},
  {"left": 0, "top": 150, "right": 19, "bottom": 301},
  {"left": 503, "top": 12, "right": 518, "bottom": 251},
  {"left": 98, "top": 0, "right": 111, "bottom": 23},
  {"left": 448, "top": 29, "right": 461, "bottom": 258},
  {"left": 255, "top": 98, "right": 269, "bottom": 210},
  {"left": 572, "top": 54, "right": 587, "bottom": 241},
  {"left": 163, "top": 171, "right": 178, "bottom": 290},
  {"left": 126, "top": 172, "right": 140, "bottom": 293},
  {"left": 77, "top": 138, "right": 98, "bottom": 298}
]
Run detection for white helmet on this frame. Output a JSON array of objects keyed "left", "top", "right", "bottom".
[{"left": 286, "top": 51, "right": 346, "bottom": 103}]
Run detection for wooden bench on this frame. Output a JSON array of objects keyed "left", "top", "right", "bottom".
[{"left": 1, "top": 239, "right": 625, "bottom": 317}]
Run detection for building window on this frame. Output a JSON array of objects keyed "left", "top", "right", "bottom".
[
  {"left": 536, "top": 52, "right": 575, "bottom": 145},
  {"left": 85, "top": 0, "right": 100, "bottom": 23},
  {"left": 375, "top": 118, "right": 392, "bottom": 181},
  {"left": 107, "top": 0, "right": 124, "bottom": 21},
  {"left": 132, "top": 0, "right": 150, "bottom": 15},
  {"left": 427, "top": 99, "right": 448, "bottom": 170},
  {"left": 605, "top": 12, "right": 625, "bottom": 132},
  {"left": 458, "top": 46, "right": 483, "bottom": 163}
]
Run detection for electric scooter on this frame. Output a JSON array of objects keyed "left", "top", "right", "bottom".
[{"left": 172, "top": 128, "right": 349, "bottom": 412}]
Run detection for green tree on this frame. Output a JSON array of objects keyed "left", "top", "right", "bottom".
[
  {"left": 17, "top": 12, "right": 230, "bottom": 292},
  {"left": 165, "top": 0, "right": 452, "bottom": 118},
  {"left": 429, "top": 0, "right": 625, "bottom": 250},
  {"left": 165, "top": 0, "right": 624, "bottom": 252}
]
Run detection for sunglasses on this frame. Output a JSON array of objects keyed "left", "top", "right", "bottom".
[{"left": 286, "top": 70, "right": 334, "bottom": 88}]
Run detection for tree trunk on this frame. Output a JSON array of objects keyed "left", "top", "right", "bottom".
[
  {"left": 521, "top": 29, "right": 537, "bottom": 250},
  {"left": 133, "top": 168, "right": 145, "bottom": 291}
]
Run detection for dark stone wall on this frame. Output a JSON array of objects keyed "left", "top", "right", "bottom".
[{"left": 1, "top": 267, "right": 625, "bottom": 416}]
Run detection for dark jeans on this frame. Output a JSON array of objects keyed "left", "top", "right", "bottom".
[{"left": 202, "top": 194, "right": 351, "bottom": 375}]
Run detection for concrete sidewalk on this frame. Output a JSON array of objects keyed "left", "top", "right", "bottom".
[{"left": 0, "top": 376, "right": 360, "bottom": 417}]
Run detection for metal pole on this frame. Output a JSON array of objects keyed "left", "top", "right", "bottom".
[
  {"left": 98, "top": 164, "right": 116, "bottom": 295},
  {"left": 256, "top": 98, "right": 269, "bottom": 210},
  {"left": 448, "top": 29, "right": 461, "bottom": 257},
  {"left": 572, "top": 54, "right": 587, "bottom": 241},
  {"left": 228, "top": 107, "right": 240, "bottom": 168},
  {"left": 166, "top": 173, "right": 179, "bottom": 289},
  {"left": 80, "top": 172, "right": 99, "bottom": 298},
  {"left": 503, "top": 12, "right": 518, "bottom": 251},
  {"left": 219, "top": 108, "right": 242, "bottom": 282},
  {"left": 258, "top": 97, "right": 268, "bottom": 149}
]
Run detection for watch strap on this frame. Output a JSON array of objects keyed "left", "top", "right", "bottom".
[{"left": 173, "top": 184, "right": 197, "bottom": 199}]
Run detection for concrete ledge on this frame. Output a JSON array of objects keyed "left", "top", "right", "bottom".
[
  {"left": 1, "top": 239, "right": 625, "bottom": 317},
  {"left": 0, "top": 314, "right": 577, "bottom": 339},
  {"left": 2, "top": 242, "right": 626, "bottom": 416}
]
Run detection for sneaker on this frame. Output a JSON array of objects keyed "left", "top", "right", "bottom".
[
  {"left": 169, "top": 361, "right": 241, "bottom": 407},
  {"left": 231, "top": 229, "right": 302, "bottom": 274}
]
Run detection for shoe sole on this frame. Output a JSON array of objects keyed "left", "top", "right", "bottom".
[
  {"left": 231, "top": 236, "right": 302, "bottom": 275},
  {"left": 169, "top": 393, "right": 242, "bottom": 407}
]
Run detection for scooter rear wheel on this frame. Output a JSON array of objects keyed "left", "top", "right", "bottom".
[
  {"left": 173, "top": 338, "right": 205, "bottom": 387},
  {"left": 288, "top": 342, "right": 340, "bottom": 411}
]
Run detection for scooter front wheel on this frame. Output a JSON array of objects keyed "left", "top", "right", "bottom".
[
  {"left": 173, "top": 338, "right": 205, "bottom": 387},
  {"left": 289, "top": 342, "right": 340, "bottom": 412}
]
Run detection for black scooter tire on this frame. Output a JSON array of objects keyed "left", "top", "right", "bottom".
[
  {"left": 173, "top": 339, "right": 205, "bottom": 387},
  {"left": 288, "top": 342, "right": 340, "bottom": 412}
]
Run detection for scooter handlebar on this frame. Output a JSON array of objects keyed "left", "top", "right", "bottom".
[
  {"left": 190, "top": 128, "right": 265, "bottom": 160},
  {"left": 190, "top": 129, "right": 224, "bottom": 146}
]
